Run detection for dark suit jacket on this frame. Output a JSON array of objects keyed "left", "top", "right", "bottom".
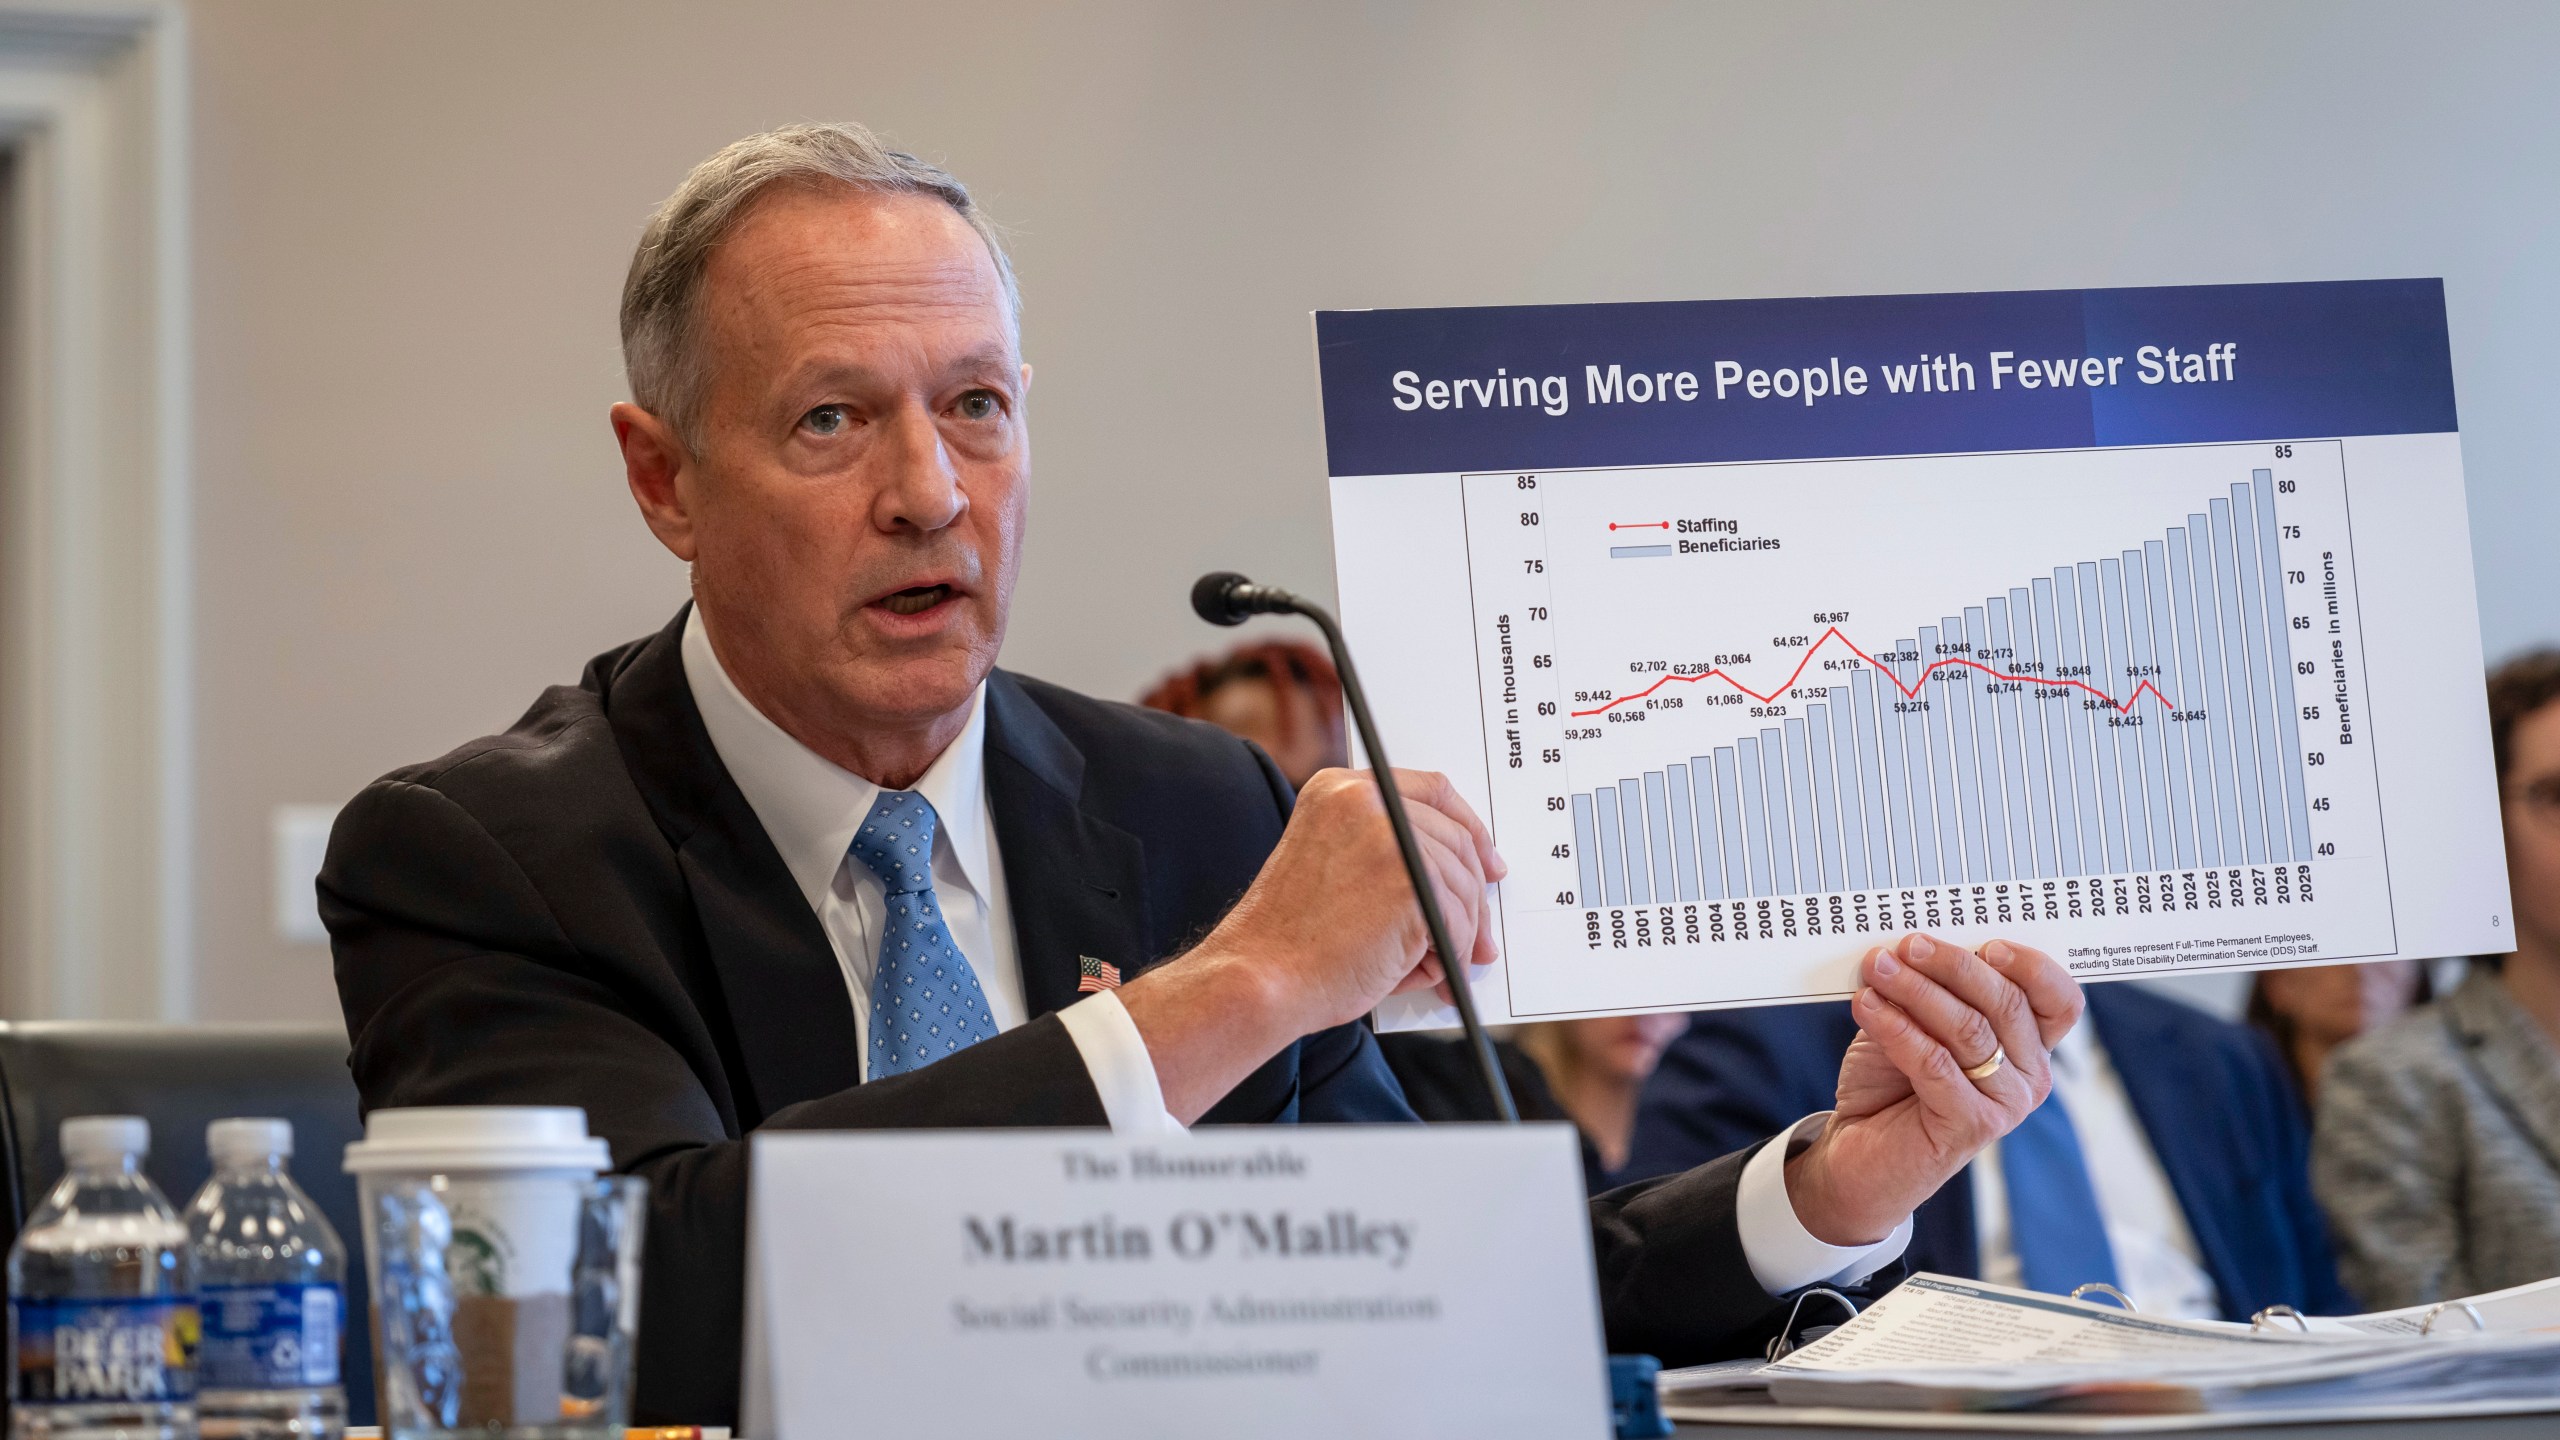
[
  {"left": 1622, "top": 983, "right": 2352, "bottom": 1320},
  {"left": 325, "top": 610, "right": 1816, "bottom": 1422}
]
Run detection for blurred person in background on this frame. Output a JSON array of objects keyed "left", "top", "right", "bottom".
[
  {"left": 1143, "top": 641, "right": 1685, "bottom": 1193},
  {"left": 2246, "top": 961, "right": 2428, "bottom": 1109},
  {"left": 1622, "top": 987, "right": 2349, "bottom": 1320},
  {"left": 2316, "top": 650, "right": 2560, "bottom": 1307},
  {"left": 1140, "top": 639, "right": 1347, "bottom": 787}
]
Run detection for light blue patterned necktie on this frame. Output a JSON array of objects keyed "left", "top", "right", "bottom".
[
  {"left": 848, "top": 790, "right": 1000, "bottom": 1079},
  {"left": 2001, "top": 1090, "right": 2123, "bottom": 1298}
]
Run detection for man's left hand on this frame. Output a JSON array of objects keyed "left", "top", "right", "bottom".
[{"left": 1784, "top": 933, "right": 2085, "bottom": 1247}]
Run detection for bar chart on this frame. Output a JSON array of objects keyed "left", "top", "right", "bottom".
[
  {"left": 1459, "top": 440, "right": 2395, "bottom": 1015},
  {"left": 1567, "top": 471, "right": 2310, "bottom": 909}
]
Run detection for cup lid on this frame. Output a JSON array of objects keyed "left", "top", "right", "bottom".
[{"left": 342, "top": 1106, "right": 610, "bottom": 1176}]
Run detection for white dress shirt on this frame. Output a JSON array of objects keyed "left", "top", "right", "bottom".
[
  {"left": 1971, "top": 1020, "right": 2222, "bottom": 1319},
  {"left": 681, "top": 607, "right": 1176, "bottom": 1132},
  {"left": 682, "top": 606, "right": 1900, "bottom": 1293}
]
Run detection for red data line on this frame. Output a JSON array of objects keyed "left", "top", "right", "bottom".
[{"left": 1566, "top": 626, "right": 2177, "bottom": 719}]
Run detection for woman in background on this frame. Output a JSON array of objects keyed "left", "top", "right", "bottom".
[
  {"left": 2314, "top": 650, "right": 2560, "bottom": 1308},
  {"left": 1140, "top": 639, "right": 1347, "bottom": 788},
  {"left": 2246, "top": 960, "right": 2427, "bottom": 1109}
]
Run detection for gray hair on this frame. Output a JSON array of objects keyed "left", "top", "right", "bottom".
[{"left": 619, "top": 121, "right": 1019, "bottom": 440}]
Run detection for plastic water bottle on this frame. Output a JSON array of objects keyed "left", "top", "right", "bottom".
[
  {"left": 185, "top": 1121, "right": 344, "bottom": 1440},
  {"left": 6, "top": 1116, "right": 197, "bottom": 1440}
]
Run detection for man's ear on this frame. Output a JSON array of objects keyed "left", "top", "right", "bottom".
[{"left": 612, "top": 401, "right": 699, "bottom": 561}]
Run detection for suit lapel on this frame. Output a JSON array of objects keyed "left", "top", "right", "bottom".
[
  {"left": 983, "top": 672, "right": 1150, "bottom": 1019},
  {"left": 601, "top": 606, "right": 862, "bottom": 1120},
  {"left": 2446, "top": 968, "right": 2560, "bottom": 1175},
  {"left": 2089, "top": 991, "right": 2251, "bottom": 1312}
]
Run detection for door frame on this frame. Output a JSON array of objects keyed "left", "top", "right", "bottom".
[{"left": 0, "top": 1, "right": 190, "bottom": 1018}]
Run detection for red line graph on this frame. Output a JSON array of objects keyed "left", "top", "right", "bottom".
[
  {"left": 1567, "top": 625, "right": 2177, "bottom": 719},
  {"left": 1608, "top": 521, "right": 1670, "bottom": 531}
]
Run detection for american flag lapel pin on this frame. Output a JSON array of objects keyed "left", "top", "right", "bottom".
[{"left": 1076, "top": 955, "right": 1123, "bottom": 994}]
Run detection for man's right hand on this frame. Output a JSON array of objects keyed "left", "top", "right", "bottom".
[{"left": 1115, "top": 768, "right": 1506, "bottom": 1122}]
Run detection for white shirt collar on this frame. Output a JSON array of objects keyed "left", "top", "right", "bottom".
[{"left": 679, "top": 604, "right": 993, "bottom": 917}]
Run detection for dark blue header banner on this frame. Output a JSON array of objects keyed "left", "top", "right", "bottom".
[{"left": 1313, "top": 279, "right": 2456, "bottom": 477}]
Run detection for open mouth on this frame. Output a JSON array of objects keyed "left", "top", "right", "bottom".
[{"left": 877, "top": 584, "right": 955, "bottom": 617}]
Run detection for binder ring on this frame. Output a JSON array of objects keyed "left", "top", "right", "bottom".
[
  {"left": 2069, "top": 1283, "right": 2139, "bottom": 1312},
  {"left": 2419, "top": 1301, "right": 2486, "bottom": 1336},
  {"left": 1764, "top": 1287, "right": 1863, "bottom": 1363},
  {"left": 2251, "top": 1304, "right": 2310, "bottom": 1333}
]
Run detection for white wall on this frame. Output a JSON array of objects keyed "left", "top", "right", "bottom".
[{"left": 185, "top": 0, "right": 2560, "bottom": 1019}]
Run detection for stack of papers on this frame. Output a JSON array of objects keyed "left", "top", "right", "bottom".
[{"left": 1662, "top": 1274, "right": 2560, "bottom": 1430}]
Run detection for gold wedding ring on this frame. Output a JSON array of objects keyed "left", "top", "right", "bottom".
[{"left": 1962, "top": 1048, "right": 2008, "bottom": 1082}]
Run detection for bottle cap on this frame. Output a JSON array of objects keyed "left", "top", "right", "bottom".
[
  {"left": 60, "top": 1115, "right": 149, "bottom": 1168},
  {"left": 208, "top": 1117, "right": 293, "bottom": 1169},
  {"left": 341, "top": 1106, "right": 609, "bottom": 1177}
]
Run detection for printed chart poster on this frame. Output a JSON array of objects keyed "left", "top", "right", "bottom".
[{"left": 1318, "top": 281, "right": 2509, "bottom": 1029}]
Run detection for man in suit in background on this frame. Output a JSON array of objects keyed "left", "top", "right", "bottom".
[
  {"left": 324, "top": 121, "right": 2088, "bottom": 1423},
  {"left": 1624, "top": 984, "right": 2352, "bottom": 1321}
]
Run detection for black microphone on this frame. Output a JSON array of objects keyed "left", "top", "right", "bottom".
[{"left": 1189, "top": 571, "right": 1519, "bottom": 1124}]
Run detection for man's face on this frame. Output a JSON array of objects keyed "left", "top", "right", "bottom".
[{"left": 673, "top": 186, "right": 1027, "bottom": 747}]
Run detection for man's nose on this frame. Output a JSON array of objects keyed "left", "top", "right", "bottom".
[{"left": 873, "top": 401, "right": 967, "bottom": 533}]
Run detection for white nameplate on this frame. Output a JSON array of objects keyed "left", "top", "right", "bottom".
[{"left": 741, "top": 1125, "right": 1609, "bottom": 1439}]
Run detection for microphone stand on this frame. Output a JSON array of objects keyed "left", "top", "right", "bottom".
[{"left": 1195, "top": 578, "right": 1519, "bottom": 1123}]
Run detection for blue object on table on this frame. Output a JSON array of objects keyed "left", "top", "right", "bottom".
[{"left": 1608, "top": 1353, "right": 1673, "bottom": 1439}]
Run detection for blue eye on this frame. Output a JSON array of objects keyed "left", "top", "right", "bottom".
[
  {"left": 956, "top": 390, "right": 998, "bottom": 420},
  {"left": 803, "top": 404, "right": 849, "bottom": 435}
]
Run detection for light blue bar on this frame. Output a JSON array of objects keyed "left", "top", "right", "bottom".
[
  {"left": 2170, "top": 527, "right": 2211, "bottom": 860},
  {"left": 2184, "top": 514, "right": 2243, "bottom": 865},
  {"left": 1925, "top": 622, "right": 1955, "bottom": 881},
  {"left": 1897, "top": 636, "right": 1939, "bottom": 885},
  {"left": 1946, "top": 614, "right": 1991, "bottom": 884},
  {"left": 2210, "top": 497, "right": 2271, "bottom": 864},
  {"left": 1667, "top": 764, "right": 1701, "bottom": 902},
  {"left": 2124, "top": 549, "right": 2177, "bottom": 870},
  {"left": 2099, "top": 556, "right": 2149, "bottom": 872},
  {"left": 1962, "top": 607, "right": 2009, "bottom": 884},
  {"left": 1618, "top": 777, "right": 1653, "bottom": 903},
  {"left": 2078, "top": 561, "right": 2128, "bottom": 876},
  {"left": 1853, "top": 664, "right": 1895, "bottom": 888},
  {"left": 2035, "top": 576, "right": 2086, "bottom": 876},
  {"left": 1880, "top": 642, "right": 1923, "bottom": 886},
  {"left": 2144, "top": 540, "right": 2197, "bottom": 869},
  {"left": 2251, "top": 474, "right": 2315, "bottom": 861},
  {"left": 1571, "top": 793, "right": 1602, "bottom": 910},
  {"left": 1689, "top": 760, "right": 1726, "bottom": 902},
  {"left": 1609, "top": 544, "right": 1674, "bottom": 559},
  {"left": 1594, "top": 784, "right": 1628, "bottom": 905},
  {"left": 1737, "top": 736, "right": 1774, "bottom": 897},
  {"left": 2230, "top": 483, "right": 2288, "bottom": 864},
  {"left": 1784, "top": 717, "right": 1821, "bottom": 893},
  {"left": 1993, "top": 594, "right": 2046, "bottom": 879},
  {"left": 1644, "top": 771, "right": 1677, "bottom": 905},
  {"left": 1762, "top": 729, "right": 1799, "bottom": 895},
  {"left": 1715, "top": 748, "right": 1749, "bottom": 899},
  {"left": 1831, "top": 686, "right": 1871, "bottom": 891},
  {"left": 1808, "top": 703, "right": 1846, "bottom": 894}
]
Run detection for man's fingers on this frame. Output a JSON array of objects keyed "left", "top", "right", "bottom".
[
  {"left": 1393, "top": 770, "right": 1507, "bottom": 882},
  {"left": 1890, "top": 934, "right": 2051, "bottom": 1103},
  {"left": 1980, "top": 939, "right": 2084, "bottom": 1050},
  {"left": 1850, "top": 987, "right": 2000, "bottom": 1125},
  {"left": 1861, "top": 943, "right": 2002, "bottom": 1074}
]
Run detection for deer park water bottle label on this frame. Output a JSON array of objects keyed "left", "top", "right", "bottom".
[{"left": 9, "top": 1296, "right": 199, "bottom": 1404}]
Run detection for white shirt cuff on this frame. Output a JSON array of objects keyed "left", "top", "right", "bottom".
[
  {"left": 1735, "top": 1112, "right": 1913, "bottom": 1295},
  {"left": 1055, "top": 990, "right": 1187, "bottom": 1135}
]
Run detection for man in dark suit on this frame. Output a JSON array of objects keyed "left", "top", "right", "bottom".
[
  {"left": 1624, "top": 985, "right": 2352, "bottom": 1321},
  {"left": 323, "top": 120, "right": 2089, "bottom": 1423}
]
